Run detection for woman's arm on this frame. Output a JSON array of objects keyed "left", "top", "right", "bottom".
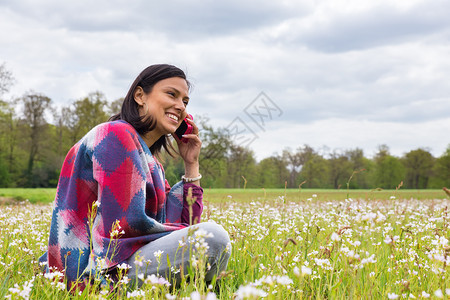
[
  {"left": 174, "top": 116, "right": 203, "bottom": 224},
  {"left": 181, "top": 182, "right": 203, "bottom": 224},
  {"left": 176, "top": 117, "right": 202, "bottom": 185}
]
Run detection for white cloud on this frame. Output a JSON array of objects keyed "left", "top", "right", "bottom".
[
  {"left": 0, "top": 0, "right": 449, "bottom": 160},
  {"left": 250, "top": 118, "right": 450, "bottom": 160}
]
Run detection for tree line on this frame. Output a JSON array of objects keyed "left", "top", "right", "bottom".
[{"left": 0, "top": 64, "right": 449, "bottom": 189}]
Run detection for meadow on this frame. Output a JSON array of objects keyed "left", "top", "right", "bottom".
[{"left": 1, "top": 188, "right": 449, "bottom": 299}]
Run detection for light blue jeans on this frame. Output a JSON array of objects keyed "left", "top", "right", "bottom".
[{"left": 125, "top": 222, "right": 231, "bottom": 286}]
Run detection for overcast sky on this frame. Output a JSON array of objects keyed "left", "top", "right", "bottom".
[{"left": 1, "top": 0, "right": 449, "bottom": 160}]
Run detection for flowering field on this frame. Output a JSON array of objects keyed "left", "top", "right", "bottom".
[{"left": 1, "top": 191, "right": 450, "bottom": 299}]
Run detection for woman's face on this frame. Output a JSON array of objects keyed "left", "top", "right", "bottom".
[{"left": 136, "top": 77, "right": 190, "bottom": 138}]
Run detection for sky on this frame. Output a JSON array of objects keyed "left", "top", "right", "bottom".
[{"left": 1, "top": 0, "right": 449, "bottom": 161}]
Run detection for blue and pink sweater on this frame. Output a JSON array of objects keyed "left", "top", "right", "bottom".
[{"left": 39, "top": 120, "right": 203, "bottom": 287}]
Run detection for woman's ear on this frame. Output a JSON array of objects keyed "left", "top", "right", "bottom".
[{"left": 134, "top": 86, "right": 145, "bottom": 106}]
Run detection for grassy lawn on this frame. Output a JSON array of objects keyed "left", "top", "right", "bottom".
[
  {"left": 0, "top": 187, "right": 446, "bottom": 204},
  {"left": 204, "top": 188, "right": 447, "bottom": 203},
  {"left": 2, "top": 188, "right": 450, "bottom": 299},
  {"left": 0, "top": 188, "right": 56, "bottom": 204}
]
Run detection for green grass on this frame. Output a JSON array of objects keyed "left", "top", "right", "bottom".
[
  {"left": 203, "top": 188, "right": 446, "bottom": 203},
  {"left": 0, "top": 188, "right": 56, "bottom": 204},
  {"left": 0, "top": 188, "right": 446, "bottom": 205},
  {"left": 1, "top": 189, "right": 450, "bottom": 299}
]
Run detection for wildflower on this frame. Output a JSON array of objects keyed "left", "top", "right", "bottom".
[
  {"left": 331, "top": 232, "right": 341, "bottom": 242},
  {"left": 314, "top": 258, "right": 330, "bottom": 267},
  {"left": 361, "top": 254, "right": 377, "bottom": 265},
  {"left": 127, "top": 290, "right": 145, "bottom": 298},
  {"left": 134, "top": 256, "right": 144, "bottom": 267},
  {"left": 194, "top": 228, "right": 214, "bottom": 239},
  {"left": 117, "top": 263, "right": 132, "bottom": 270},
  {"left": 56, "top": 282, "right": 65, "bottom": 290},
  {"left": 119, "top": 276, "right": 130, "bottom": 285},
  {"left": 154, "top": 250, "right": 164, "bottom": 260},
  {"left": 166, "top": 294, "right": 177, "bottom": 300},
  {"left": 376, "top": 212, "right": 386, "bottom": 223},
  {"left": 205, "top": 292, "right": 217, "bottom": 300},
  {"left": 421, "top": 291, "right": 430, "bottom": 298},
  {"left": 235, "top": 284, "right": 267, "bottom": 299},
  {"left": 7, "top": 277, "right": 34, "bottom": 300},
  {"left": 191, "top": 291, "right": 201, "bottom": 300},
  {"left": 275, "top": 275, "right": 293, "bottom": 285},
  {"left": 301, "top": 265, "right": 312, "bottom": 275},
  {"left": 143, "top": 274, "right": 171, "bottom": 286},
  {"left": 435, "top": 289, "right": 444, "bottom": 298},
  {"left": 191, "top": 255, "right": 199, "bottom": 267},
  {"left": 43, "top": 270, "right": 64, "bottom": 280},
  {"left": 387, "top": 293, "right": 399, "bottom": 299},
  {"left": 384, "top": 236, "right": 399, "bottom": 245}
]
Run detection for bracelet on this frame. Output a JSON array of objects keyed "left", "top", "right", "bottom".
[{"left": 181, "top": 174, "right": 202, "bottom": 183}]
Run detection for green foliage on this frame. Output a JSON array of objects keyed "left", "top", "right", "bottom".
[
  {"left": 373, "top": 146, "right": 406, "bottom": 189},
  {"left": 402, "top": 148, "right": 434, "bottom": 189},
  {"left": 299, "top": 154, "right": 330, "bottom": 188},
  {"left": 0, "top": 90, "right": 447, "bottom": 189},
  {"left": 66, "top": 91, "right": 110, "bottom": 143},
  {"left": 429, "top": 145, "right": 450, "bottom": 188},
  {"left": 0, "top": 157, "right": 10, "bottom": 187},
  {"left": 328, "top": 151, "right": 353, "bottom": 189},
  {"left": 256, "top": 156, "right": 289, "bottom": 188}
]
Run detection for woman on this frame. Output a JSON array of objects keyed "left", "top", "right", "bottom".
[{"left": 39, "top": 64, "right": 231, "bottom": 289}]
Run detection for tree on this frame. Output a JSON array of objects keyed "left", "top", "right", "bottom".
[
  {"left": 299, "top": 153, "right": 329, "bottom": 188},
  {"left": 108, "top": 97, "right": 124, "bottom": 117},
  {"left": 160, "top": 146, "right": 185, "bottom": 186},
  {"left": 282, "top": 145, "right": 315, "bottom": 188},
  {"left": 66, "top": 91, "right": 109, "bottom": 143},
  {"left": 19, "top": 92, "right": 52, "bottom": 186},
  {"left": 0, "top": 101, "right": 16, "bottom": 186},
  {"left": 198, "top": 116, "right": 231, "bottom": 188},
  {"left": 328, "top": 150, "right": 353, "bottom": 189},
  {"left": 373, "top": 145, "right": 405, "bottom": 189},
  {"left": 430, "top": 145, "right": 450, "bottom": 188},
  {"left": 402, "top": 148, "right": 434, "bottom": 189},
  {"left": 0, "top": 63, "right": 14, "bottom": 96},
  {"left": 225, "top": 145, "right": 256, "bottom": 188},
  {"left": 256, "top": 155, "right": 289, "bottom": 188},
  {"left": 346, "top": 148, "right": 373, "bottom": 189}
]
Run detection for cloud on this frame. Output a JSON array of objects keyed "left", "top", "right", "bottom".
[
  {"left": 272, "top": 0, "right": 450, "bottom": 52},
  {"left": 1, "top": 0, "right": 310, "bottom": 38},
  {"left": 1, "top": 0, "right": 449, "bottom": 160},
  {"left": 249, "top": 117, "right": 450, "bottom": 160}
]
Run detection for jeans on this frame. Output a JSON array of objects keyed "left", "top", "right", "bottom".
[{"left": 125, "top": 222, "right": 231, "bottom": 286}]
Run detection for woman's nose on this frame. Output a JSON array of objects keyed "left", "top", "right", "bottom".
[{"left": 174, "top": 97, "right": 186, "bottom": 111}]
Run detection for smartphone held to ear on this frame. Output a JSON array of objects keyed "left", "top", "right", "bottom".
[{"left": 175, "top": 114, "right": 193, "bottom": 143}]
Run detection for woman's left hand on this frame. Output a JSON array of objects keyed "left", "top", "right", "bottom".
[{"left": 175, "top": 117, "right": 202, "bottom": 166}]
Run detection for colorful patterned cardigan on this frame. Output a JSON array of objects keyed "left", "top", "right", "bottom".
[{"left": 39, "top": 120, "right": 203, "bottom": 287}]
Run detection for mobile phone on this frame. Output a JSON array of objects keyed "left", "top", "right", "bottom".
[{"left": 175, "top": 114, "right": 193, "bottom": 143}]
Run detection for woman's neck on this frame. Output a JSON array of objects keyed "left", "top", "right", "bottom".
[{"left": 141, "top": 131, "right": 162, "bottom": 148}]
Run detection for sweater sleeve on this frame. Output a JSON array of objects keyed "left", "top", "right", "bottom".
[
  {"left": 181, "top": 183, "right": 203, "bottom": 224},
  {"left": 164, "top": 180, "right": 203, "bottom": 225}
]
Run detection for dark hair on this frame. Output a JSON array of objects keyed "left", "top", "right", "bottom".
[{"left": 110, "top": 64, "right": 190, "bottom": 157}]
